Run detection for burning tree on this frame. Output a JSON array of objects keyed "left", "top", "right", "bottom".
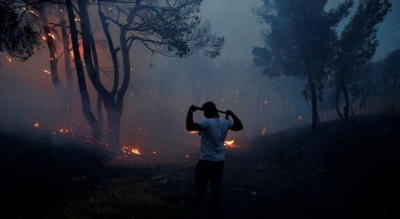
[
  {"left": 66, "top": 0, "right": 224, "bottom": 154},
  {"left": 252, "top": 0, "right": 353, "bottom": 131},
  {"left": 31, "top": 2, "right": 76, "bottom": 125},
  {"left": 1, "top": 1, "right": 79, "bottom": 128}
]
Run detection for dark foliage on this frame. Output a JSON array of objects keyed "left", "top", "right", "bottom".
[
  {"left": 0, "top": 3, "right": 42, "bottom": 62},
  {"left": 252, "top": 0, "right": 354, "bottom": 131}
]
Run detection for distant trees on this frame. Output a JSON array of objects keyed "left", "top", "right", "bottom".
[
  {"left": 0, "top": 1, "right": 42, "bottom": 62},
  {"left": 252, "top": 0, "right": 353, "bottom": 131},
  {"left": 331, "top": 0, "right": 391, "bottom": 121},
  {"left": 380, "top": 49, "right": 400, "bottom": 95},
  {"left": 252, "top": 0, "right": 394, "bottom": 130},
  {"left": 380, "top": 49, "right": 400, "bottom": 114},
  {"left": 366, "top": 48, "right": 400, "bottom": 114}
]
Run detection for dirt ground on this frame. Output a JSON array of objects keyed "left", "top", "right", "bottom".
[{"left": 2, "top": 114, "right": 400, "bottom": 219}]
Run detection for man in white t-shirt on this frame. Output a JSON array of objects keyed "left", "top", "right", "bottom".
[{"left": 186, "top": 101, "right": 243, "bottom": 219}]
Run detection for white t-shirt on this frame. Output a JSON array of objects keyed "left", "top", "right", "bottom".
[{"left": 198, "top": 118, "right": 233, "bottom": 161}]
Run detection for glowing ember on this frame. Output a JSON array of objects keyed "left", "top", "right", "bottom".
[
  {"left": 59, "top": 128, "right": 72, "bottom": 134},
  {"left": 224, "top": 140, "right": 235, "bottom": 146},
  {"left": 33, "top": 122, "right": 39, "bottom": 128},
  {"left": 43, "top": 69, "right": 51, "bottom": 74},
  {"left": 47, "top": 33, "right": 56, "bottom": 40},
  {"left": 261, "top": 128, "right": 267, "bottom": 135},
  {"left": 224, "top": 139, "right": 238, "bottom": 148},
  {"left": 131, "top": 149, "right": 140, "bottom": 155},
  {"left": 6, "top": 56, "right": 12, "bottom": 62},
  {"left": 121, "top": 146, "right": 141, "bottom": 155},
  {"left": 189, "top": 131, "right": 197, "bottom": 134},
  {"left": 28, "top": 10, "right": 39, "bottom": 18}
]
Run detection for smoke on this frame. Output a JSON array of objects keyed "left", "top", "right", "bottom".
[{"left": 1, "top": 0, "right": 399, "bottom": 161}]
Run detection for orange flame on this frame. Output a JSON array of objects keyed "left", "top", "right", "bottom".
[
  {"left": 47, "top": 33, "right": 56, "bottom": 40},
  {"left": 33, "top": 122, "right": 39, "bottom": 128},
  {"left": 224, "top": 139, "right": 239, "bottom": 148},
  {"left": 224, "top": 140, "right": 235, "bottom": 146},
  {"left": 131, "top": 148, "right": 140, "bottom": 155},
  {"left": 121, "top": 146, "right": 141, "bottom": 155}
]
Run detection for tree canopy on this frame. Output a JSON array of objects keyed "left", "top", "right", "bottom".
[
  {"left": 331, "top": 0, "right": 391, "bottom": 120},
  {"left": 0, "top": 1, "right": 42, "bottom": 62},
  {"left": 64, "top": 0, "right": 225, "bottom": 151},
  {"left": 252, "top": 0, "right": 353, "bottom": 131}
]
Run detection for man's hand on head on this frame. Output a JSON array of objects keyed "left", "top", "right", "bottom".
[{"left": 189, "top": 105, "right": 198, "bottom": 113}]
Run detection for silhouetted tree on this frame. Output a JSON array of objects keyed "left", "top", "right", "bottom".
[
  {"left": 252, "top": 0, "right": 353, "bottom": 131},
  {"left": 32, "top": 2, "right": 76, "bottom": 125},
  {"left": 332, "top": 0, "right": 391, "bottom": 121},
  {"left": 65, "top": 0, "right": 102, "bottom": 141},
  {"left": 67, "top": 0, "right": 224, "bottom": 153},
  {"left": 0, "top": 0, "right": 42, "bottom": 62}
]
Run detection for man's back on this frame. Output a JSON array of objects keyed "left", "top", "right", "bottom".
[{"left": 198, "top": 118, "right": 233, "bottom": 161}]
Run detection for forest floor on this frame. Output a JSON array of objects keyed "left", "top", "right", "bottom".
[{"left": 1, "top": 114, "right": 400, "bottom": 219}]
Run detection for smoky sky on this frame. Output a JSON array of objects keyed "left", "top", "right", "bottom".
[
  {"left": 0, "top": 0, "right": 399, "bottom": 153},
  {"left": 199, "top": 0, "right": 400, "bottom": 62}
]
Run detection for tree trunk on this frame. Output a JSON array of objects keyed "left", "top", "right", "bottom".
[
  {"left": 39, "top": 3, "right": 69, "bottom": 122},
  {"left": 335, "top": 86, "right": 344, "bottom": 120},
  {"left": 109, "top": 29, "right": 131, "bottom": 150},
  {"left": 98, "top": 9, "right": 124, "bottom": 152},
  {"left": 308, "top": 74, "right": 318, "bottom": 132},
  {"left": 66, "top": 0, "right": 101, "bottom": 140},
  {"left": 255, "top": 83, "right": 266, "bottom": 134},
  {"left": 339, "top": 71, "right": 350, "bottom": 121},
  {"left": 392, "top": 76, "right": 396, "bottom": 115},
  {"left": 106, "top": 107, "right": 122, "bottom": 153},
  {"left": 60, "top": 3, "right": 73, "bottom": 125},
  {"left": 90, "top": 27, "right": 104, "bottom": 134}
]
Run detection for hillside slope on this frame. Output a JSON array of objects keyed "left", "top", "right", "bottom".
[{"left": 1, "top": 114, "right": 400, "bottom": 219}]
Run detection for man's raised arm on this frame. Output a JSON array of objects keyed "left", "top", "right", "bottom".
[
  {"left": 226, "top": 110, "right": 243, "bottom": 131},
  {"left": 186, "top": 105, "right": 201, "bottom": 131}
]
